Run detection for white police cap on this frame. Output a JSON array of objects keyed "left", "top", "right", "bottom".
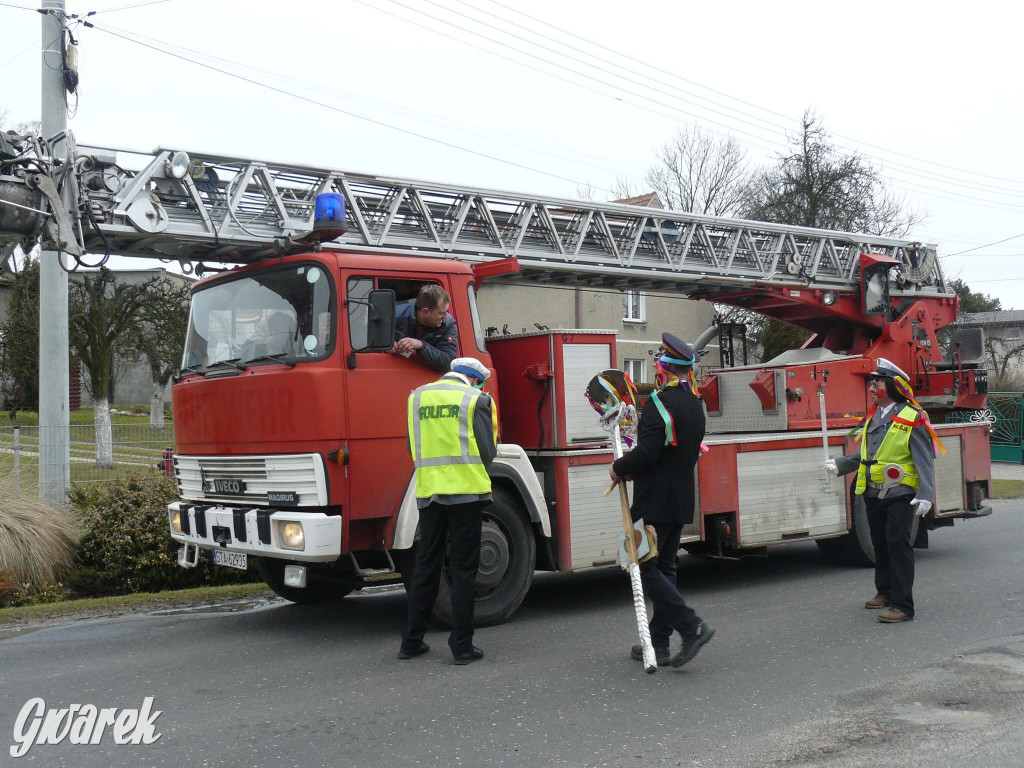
[
  {"left": 869, "top": 357, "right": 908, "bottom": 380},
  {"left": 450, "top": 357, "right": 490, "bottom": 381}
]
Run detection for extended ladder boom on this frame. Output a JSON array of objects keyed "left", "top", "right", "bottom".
[{"left": 1, "top": 136, "right": 946, "bottom": 297}]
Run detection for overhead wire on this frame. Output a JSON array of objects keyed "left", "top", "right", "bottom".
[
  {"left": 370, "top": 0, "right": 788, "bottom": 157},
  {"left": 366, "top": 0, "right": 1024, "bottom": 211},
  {"left": 476, "top": 0, "right": 1024, "bottom": 189},
  {"left": 72, "top": 1, "right": 1024, "bottom": 217},
  {"left": 93, "top": 21, "right": 642, "bottom": 180},
  {"left": 91, "top": 0, "right": 178, "bottom": 13},
  {"left": 0, "top": 37, "right": 38, "bottom": 70},
  {"left": 19, "top": 1, "right": 1024, "bottom": 288},
  {"left": 418, "top": 0, "right": 797, "bottom": 139},
  {"left": 87, "top": 21, "right": 613, "bottom": 192},
  {"left": 944, "top": 233, "right": 1024, "bottom": 258}
]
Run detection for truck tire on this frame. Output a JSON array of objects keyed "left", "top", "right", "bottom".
[
  {"left": 815, "top": 489, "right": 919, "bottom": 567},
  {"left": 254, "top": 557, "right": 355, "bottom": 604},
  {"left": 434, "top": 488, "right": 536, "bottom": 628}
]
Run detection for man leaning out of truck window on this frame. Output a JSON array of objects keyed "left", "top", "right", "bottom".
[{"left": 387, "top": 284, "right": 459, "bottom": 372}]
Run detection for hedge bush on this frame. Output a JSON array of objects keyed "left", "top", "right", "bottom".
[{"left": 69, "top": 472, "right": 257, "bottom": 596}]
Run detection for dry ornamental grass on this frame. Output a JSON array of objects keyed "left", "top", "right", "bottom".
[{"left": 0, "top": 477, "right": 81, "bottom": 587}]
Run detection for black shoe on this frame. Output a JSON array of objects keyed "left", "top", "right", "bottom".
[
  {"left": 630, "top": 644, "right": 671, "bottom": 666},
  {"left": 672, "top": 622, "right": 715, "bottom": 668},
  {"left": 452, "top": 646, "right": 484, "bottom": 666},
  {"left": 398, "top": 640, "right": 429, "bottom": 659}
]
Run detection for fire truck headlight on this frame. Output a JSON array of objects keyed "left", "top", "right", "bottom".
[
  {"left": 277, "top": 521, "right": 305, "bottom": 551},
  {"left": 821, "top": 291, "right": 838, "bottom": 306},
  {"left": 171, "top": 511, "right": 182, "bottom": 533}
]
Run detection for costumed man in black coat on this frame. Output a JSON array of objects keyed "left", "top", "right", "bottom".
[{"left": 610, "top": 333, "right": 715, "bottom": 668}]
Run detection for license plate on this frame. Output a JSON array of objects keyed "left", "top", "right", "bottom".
[
  {"left": 211, "top": 550, "right": 247, "bottom": 570},
  {"left": 209, "top": 478, "right": 246, "bottom": 495}
]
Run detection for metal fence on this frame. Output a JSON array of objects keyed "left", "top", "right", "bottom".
[
  {"left": 0, "top": 422, "right": 175, "bottom": 493},
  {"left": 945, "top": 392, "right": 1023, "bottom": 464}
]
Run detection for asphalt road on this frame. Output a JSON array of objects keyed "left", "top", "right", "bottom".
[{"left": 1, "top": 500, "right": 1022, "bottom": 767}]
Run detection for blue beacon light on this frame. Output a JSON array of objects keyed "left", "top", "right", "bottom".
[{"left": 313, "top": 192, "right": 347, "bottom": 239}]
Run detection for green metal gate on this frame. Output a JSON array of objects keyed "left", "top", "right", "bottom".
[
  {"left": 947, "top": 392, "right": 1024, "bottom": 464},
  {"left": 989, "top": 393, "right": 1024, "bottom": 463}
]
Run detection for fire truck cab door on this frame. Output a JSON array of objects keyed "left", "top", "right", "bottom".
[{"left": 342, "top": 274, "right": 451, "bottom": 525}]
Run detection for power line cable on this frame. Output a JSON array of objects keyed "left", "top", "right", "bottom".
[
  {"left": 80, "top": 7, "right": 1024, "bottom": 222},
  {"left": 373, "top": 0, "right": 791, "bottom": 154},
  {"left": 944, "top": 233, "right": 1024, "bottom": 257},
  {"left": 429, "top": 0, "right": 797, "bottom": 138},
  {"left": 92, "top": 0, "right": 177, "bottom": 13},
  {"left": 0, "top": 37, "right": 37, "bottom": 70},
  {"left": 96, "top": 21, "right": 642, "bottom": 179},
  {"left": 88, "top": 21, "right": 613, "bottom": 192},
  {"left": 372, "top": 0, "right": 1024, "bottom": 207},
  {"left": 359, "top": 0, "right": 784, "bottom": 157},
  {"left": 477, "top": 0, "right": 1024, "bottom": 188}
]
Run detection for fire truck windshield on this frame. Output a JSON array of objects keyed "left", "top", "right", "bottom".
[{"left": 181, "top": 263, "right": 334, "bottom": 370}]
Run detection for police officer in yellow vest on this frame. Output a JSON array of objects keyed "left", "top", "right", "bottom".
[
  {"left": 400, "top": 357, "right": 498, "bottom": 665},
  {"left": 824, "top": 358, "right": 936, "bottom": 623}
]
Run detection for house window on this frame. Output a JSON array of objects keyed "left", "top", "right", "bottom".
[
  {"left": 1004, "top": 327, "right": 1021, "bottom": 341},
  {"left": 623, "top": 290, "right": 645, "bottom": 322},
  {"left": 624, "top": 358, "right": 647, "bottom": 384}
]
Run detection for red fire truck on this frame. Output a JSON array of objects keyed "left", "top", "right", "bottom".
[{"left": 0, "top": 139, "right": 992, "bottom": 626}]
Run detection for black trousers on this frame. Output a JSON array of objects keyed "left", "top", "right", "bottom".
[
  {"left": 403, "top": 500, "right": 483, "bottom": 653},
  {"left": 864, "top": 494, "right": 915, "bottom": 618},
  {"left": 638, "top": 523, "right": 701, "bottom": 649}
]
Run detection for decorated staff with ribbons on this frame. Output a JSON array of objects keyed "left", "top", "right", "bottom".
[
  {"left": 610, "top": 333, "right": 715, "bottom": 668},
  {"left": 400, "top": 357, "right": 497, "bottom": 665},
  {"left": 824, "top": 358, "right": 941, "bottom": 624}
]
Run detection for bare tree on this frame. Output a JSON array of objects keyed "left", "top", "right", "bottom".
[
  {"left": 645, "top": 126, "right": 750, "bottom": 216},
  {"left": 985, "top": 336, "right": 1024, "bottom": 390},
  {"left": 138, "top": 278, "right": 191, "bottom": 428},
  {"left": 741, "top": 109, "right": 924, "bottom": 237},
  {"left": 69, "top": 268, "right": 156, "bottom": 468}
]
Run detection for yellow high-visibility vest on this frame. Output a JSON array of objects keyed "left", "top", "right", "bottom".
[
  {"left": 408, "top": 378, "right": 491, "bottom": 498},
  {"left": 855, "top": 404, "right": 921, "bottom": 495}
]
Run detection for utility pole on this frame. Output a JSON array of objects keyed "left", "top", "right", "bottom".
[{"left": 38, "top": 0, "right": 71, "bottom": 505}]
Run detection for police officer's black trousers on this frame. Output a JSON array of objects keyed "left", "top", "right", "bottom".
[
  {"left": 639, "top": 523, "right": 701, "bottom": 649},
  {"left": 865, "top": 495, "right": 915, "bottom": 618},
  {"left": 403, "top": 500, "right": 483, "bottom": 654}
]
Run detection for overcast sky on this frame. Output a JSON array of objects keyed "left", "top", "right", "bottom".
[{"left": 3, "top": 0, "right": 1022, "bottom": 308}]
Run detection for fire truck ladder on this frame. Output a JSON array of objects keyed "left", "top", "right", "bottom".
[{"left": 2, "top": 140, "right": 946, "bottom": 296}]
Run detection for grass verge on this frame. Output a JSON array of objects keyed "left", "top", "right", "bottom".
[
  {"left": 0, "top": 582, "right": 272, "bottom": 625},
  {"left": 991, "top": 479, "right": 1024, "bottom": 499}
]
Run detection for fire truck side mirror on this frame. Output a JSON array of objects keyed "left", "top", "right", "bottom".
[{"left": 365, "top": 289, "right": 397, "bottom": 351}]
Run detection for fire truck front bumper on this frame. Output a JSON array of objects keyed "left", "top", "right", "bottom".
[{"left": 168, "top": 502, "right": 341, "bottom": 566}]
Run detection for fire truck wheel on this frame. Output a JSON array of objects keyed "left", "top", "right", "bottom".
[
  {"left": 433, "top": 488, "right": 537, "bottom": 628},
  {"left": 254, "top": 557, "right": 355, "bottom": 604}
]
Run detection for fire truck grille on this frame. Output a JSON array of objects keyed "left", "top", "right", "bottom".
[{"left": 174, "top": 454, "right": 328, "bottom": 507}]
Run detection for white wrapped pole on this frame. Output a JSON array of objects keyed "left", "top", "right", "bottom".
[
  {"left": 819, "top": 388, "right": 837, "bottom": 492},
  {"left": 820, "top": 389, "right": 830, "bottom": 466},
  {"left": 611, "top": 419, "right": 657, "bottom": 674}
]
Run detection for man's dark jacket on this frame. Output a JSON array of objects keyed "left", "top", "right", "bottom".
[
  {"left": 394, "top": 303, "right": 459, "bottom": 372},
  {"left": 612, "top": 385, "right": 706, "bottom": 525}
]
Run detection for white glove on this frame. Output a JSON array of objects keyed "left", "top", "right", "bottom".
[
  {"left": 823, "top": 459, "right": 839, "bottom": 478},
  {"left": 911, "top": 498, "right": 932, "bottom": 517}
]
